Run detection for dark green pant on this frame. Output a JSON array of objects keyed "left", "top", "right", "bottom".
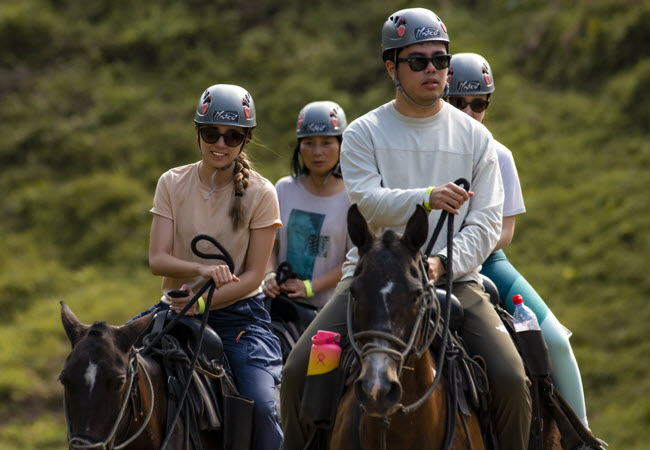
[{"left": 280, "top": 278, "right": 531, "bottom": 450}]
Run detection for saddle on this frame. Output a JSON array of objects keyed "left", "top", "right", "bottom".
[{"left": 142, "top": 309, "right": 254, "bottom": 450}]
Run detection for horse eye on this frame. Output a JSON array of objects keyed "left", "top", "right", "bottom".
[{"left": 111, "top": 375, "right": 127, "bottom": 391}]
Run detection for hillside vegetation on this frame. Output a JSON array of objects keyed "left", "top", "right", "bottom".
[{"left": 1, "top": 0, "right": 648, "bottom": 448}]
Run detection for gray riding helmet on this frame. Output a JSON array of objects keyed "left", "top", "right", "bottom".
[
  {"left": 296, "top": 101, "right": 347, "bottom": 138},
  {"left": 194, "top": 84, "right": 256, "bottom": 128},
  {"left": 447, "top": 53, "right": 495, "bottom": 95},
  {"left": 381, "top": 8, "right": 449, "bottom": 57}
]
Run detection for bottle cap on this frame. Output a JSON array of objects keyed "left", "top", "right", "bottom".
[
  {"left": 512, "top": 294, "right": 524, "bottom": 305},
  {"left": 312, "top": 330, "right": 340, "bottom": 345}
]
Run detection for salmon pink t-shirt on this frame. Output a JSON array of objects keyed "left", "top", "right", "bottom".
[{"left": 151, "top": 161, "right": 281, "bottom": 300}]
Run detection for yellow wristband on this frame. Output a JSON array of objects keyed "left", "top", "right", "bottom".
[
  {"left": 197, "top": 297, "right": 205, "bottom": 314},
  {"left": 303, "top": 280, "right": 314, "bottom": 298},
  {"left": 424, "top": 186, "right": 435, "bottom": 211}
]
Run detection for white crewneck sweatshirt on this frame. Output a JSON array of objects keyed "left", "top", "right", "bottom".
[{"left": 340, "top": 100, "right": 504, "bottom": 283}]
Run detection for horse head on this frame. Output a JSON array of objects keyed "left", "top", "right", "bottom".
[
  {"left": 59, "top": 302, "right": 154, "bottom": 448},
  {"left": 347, "top": 204, "right": 430, "bottom": 417}
]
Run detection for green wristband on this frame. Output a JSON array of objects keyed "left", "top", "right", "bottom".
[
  {"left": 303, "top": 280, "right": 314, "bottom": 298},
  {"left": 424, "top": 186, "right": 436, "bottom": 211},
  {"left": 435, "top": 254, "right": 447, "bottom": 269},
  {"left": 197, "top": 297, "right": 205, "bottom": 314}
]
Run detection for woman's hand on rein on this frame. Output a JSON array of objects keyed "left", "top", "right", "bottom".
[
  {"left": 168, "top": 285, "right": 200, "bottom": 315},
  {"left": 200, "top": 264, "right": 239, "bottom": 289},
  {"left": 262, "top": 275, "right": 281, "bottom": 298},
  {"left": 281, "top": 278, "right": 308, "bottom": 298}
]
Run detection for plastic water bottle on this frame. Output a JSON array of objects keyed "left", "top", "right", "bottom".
[
  {"left": 512, "top": 294, "right": 540, "bottom": 332},
  {"left": 511, "top": 295, "right": 551, "bottom": 377},
  {"left": 306, "top": 330, "right": 341, "bottom": 375},
  {"left": 301, "top": 330, "right": 343, "bottom": 424}
]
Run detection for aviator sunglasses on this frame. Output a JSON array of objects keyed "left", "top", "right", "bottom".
[
  {"left": 397, "top": 54, "right": 452, "bottom": 71},
  {"left": 199, "top": 127, "right": 247, "bottom": 147},
  {"left": 448, "top": 96, "right": 490, "bottom": 113}
]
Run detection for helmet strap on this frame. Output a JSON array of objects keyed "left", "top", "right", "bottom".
[
  {"left": 393, "top": 76, "right": 440, "bottom": 110},
  {"left": 198, "top": 137, "right": 246, "bottom": 200}
]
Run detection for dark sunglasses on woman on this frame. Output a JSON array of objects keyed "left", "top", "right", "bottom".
[
  {"left": 199, "top": 127, "right": 247, "bottom": 147},
  {"left": 448, "top": 96, "right": 490, "bottom": 113},
  {"left": 397, "top": 54, "right": 452, "bottom": 71}
]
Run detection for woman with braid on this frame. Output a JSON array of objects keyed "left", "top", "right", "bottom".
[{"left": 146, "top": 84, "right": 283, "bottom": 449}]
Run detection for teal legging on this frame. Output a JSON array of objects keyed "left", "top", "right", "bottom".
[{"left": 481, "top": 249, "right": 587, "bottom": 422}]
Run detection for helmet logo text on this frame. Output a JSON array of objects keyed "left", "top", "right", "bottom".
[
  {"left": 414, "top": 27, "right": 440, "bottom": 40},
  {"left": 456, "top": 80, "right": 481, "bottom": 91},
  {"left": 212, "top": 110, "right": 239, "bottom": 122},
  {"left": 306, "top": 123, "right": 327, "bottom": 133}
]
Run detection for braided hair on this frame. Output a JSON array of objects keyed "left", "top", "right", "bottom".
[
  {"left": 229, "top": 130, "right": 254, "bottom": 230},
  {"left": 230, "top": 153, "right": 252, "bottom": 230}
]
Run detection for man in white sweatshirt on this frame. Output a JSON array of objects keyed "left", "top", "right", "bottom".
[{"left": 281, "top": 8, "right": 531, "bottom": 450}]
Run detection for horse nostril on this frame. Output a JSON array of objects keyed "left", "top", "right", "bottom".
[
  {"left": 385, "top": 380, "right": 402, "bottom": 406},
  {"left": 354, "top": 378, "right": 369, "bottom": 404},
  {"left": 354, "top": 375, "right": 402, "bottom": 410}
]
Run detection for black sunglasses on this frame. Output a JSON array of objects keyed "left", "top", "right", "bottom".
[
  {"left": 448, "top": 96, "right": 490, "bottom": 113},
  {"left": 199, "top": 127, "right": 247, "bottom": 147},
  {"left": 397, "top": 54, "right": 452, "bottom": 72}
]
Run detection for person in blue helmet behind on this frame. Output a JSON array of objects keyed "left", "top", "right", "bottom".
[{"left": 446, "top": 52, "right": 591, "bottom": 430}]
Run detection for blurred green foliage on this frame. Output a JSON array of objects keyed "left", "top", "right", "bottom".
[{"left": 0, "top": 0, "right": 648, "bottom": 448}]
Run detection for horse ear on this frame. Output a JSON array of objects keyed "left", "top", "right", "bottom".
[
  {"left": 402, "top": 205, "right": 429, "bottom": 254},
  {"left": 348, "top": 204, "right": 374, "bottom": 256},
  {"left": 115, "top": 313, "right": 155, "bottom": 353},
  {"left": 61, "top": 301, "right": 90, "bottom": 349}
]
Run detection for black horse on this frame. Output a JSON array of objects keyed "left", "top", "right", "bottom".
[{"left": 59, "top": 303, "right": 226, "bottom": 449}]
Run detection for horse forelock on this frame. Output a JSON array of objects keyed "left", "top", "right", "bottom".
[
  {"left": 88, "top": 321, "right": 111, "bottom": 336},
  {"left": 66, "top": 322, "right": 126, "bottom": 373},
  {"left": 358, "top": 230, "right": 416, "bottom": 279}
]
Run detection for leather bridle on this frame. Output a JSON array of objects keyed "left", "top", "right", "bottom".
[
  {"left": 346, "top": 258, "right": 443, "bottom": 417},
  {"left": 65, "top": 350, "right": 155, "bottom": 450}
]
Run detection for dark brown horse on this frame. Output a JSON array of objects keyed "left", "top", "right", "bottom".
[
  {"left": 59, "top": 302, "right": 221, "bottom": 450},
  {"left": 329, "top": 205, "right": 569, "bottom": 450},
  {"left": 330, "top": 205, "right": 484, "bottom": 450}
]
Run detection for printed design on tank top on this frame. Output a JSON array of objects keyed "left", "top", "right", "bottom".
[{"left": 286, "top": 209, "right": 329, "bottom": 280}]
